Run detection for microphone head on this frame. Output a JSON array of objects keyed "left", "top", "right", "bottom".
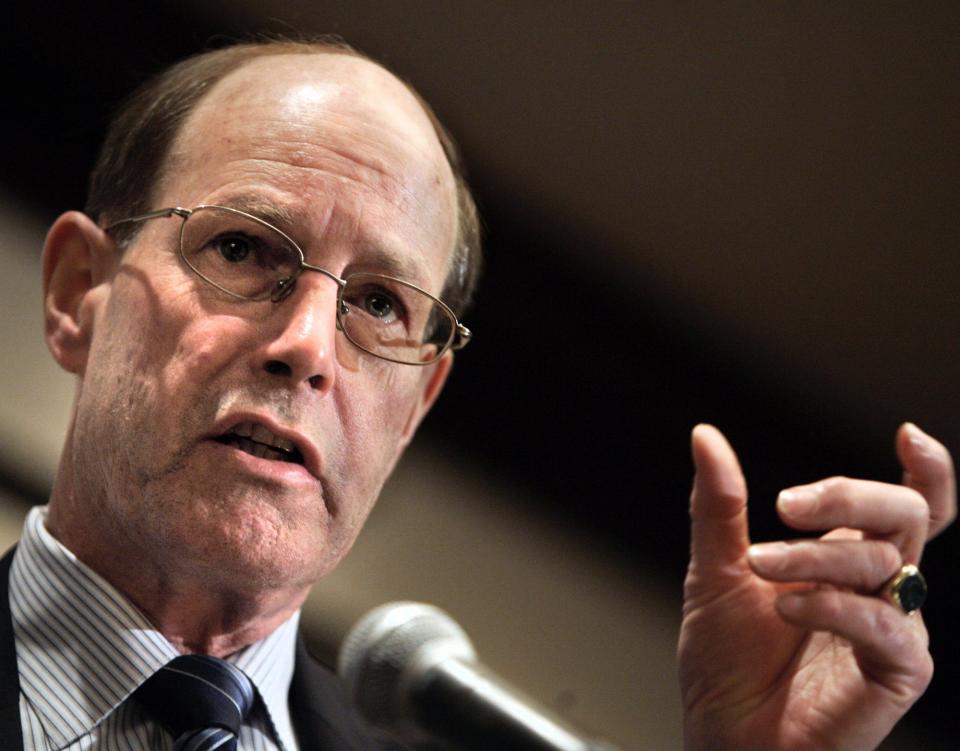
[{"left": 338, "top": 601, "right": 477, "bottom": 734}]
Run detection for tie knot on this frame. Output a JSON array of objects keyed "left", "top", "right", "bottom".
[{"left": 136, "top": 654, "right": 256, "bottom": 744}]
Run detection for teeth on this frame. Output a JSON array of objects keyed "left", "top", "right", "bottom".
[
  {"left": 250, "top": 423, "right": 295, "bottom": 452},
  {"left": 251, "top": 423, "right": 273, "bottom": 445},
  {"left": 224, "top": 435, "right": 298, "bottom": 463},
  {"left": 220, "top": 422, "right": 303, "bottom": 464}
]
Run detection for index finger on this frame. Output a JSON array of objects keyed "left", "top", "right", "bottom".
[{"left": 897, "top": 423, "right": 957, "bottom": 540}]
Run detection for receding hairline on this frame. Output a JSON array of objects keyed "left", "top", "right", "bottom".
[
  {"left": 86, "top": 38, "right": 482, "bottom": 316},
  {"left": 157, "top": 49, "right": 460, "bottom": 289},
  {"left": 159, "top": 48, "right": 452, "bottom": 191}
]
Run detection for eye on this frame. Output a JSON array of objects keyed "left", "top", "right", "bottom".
[
  {"left": 214, "top": 235, "right": 252, "bottom": 263},
  {"left": 342, "top": 282, "right": 408, "bottom": 326},
  {"left": 363, "top": 291, "right": 397, "bottom": 320}
]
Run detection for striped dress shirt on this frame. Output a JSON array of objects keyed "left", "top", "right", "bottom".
[{"left": 10, "top": 506, "right": 301, "bottom": 750}]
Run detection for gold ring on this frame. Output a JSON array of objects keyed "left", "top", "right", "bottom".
[{"left": 881, "top": 564, "right": 927, "bottom": 615}]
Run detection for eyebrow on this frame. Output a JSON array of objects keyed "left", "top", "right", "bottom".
[
  {"left": 212, "top": 195, "right": 296, "bottom": 229},
  {"left": 353, "top": 242, "right": 431, "bottom": 288},
  {"left": 212, "top": 194, "right": 435, "bottom": 289}
]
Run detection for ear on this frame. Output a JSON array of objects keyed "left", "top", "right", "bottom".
[
  {"left": 397, "top": 351, "right": 454, "bottom": 450},
  {"left": 42, "top": 211, "right": 118, "bottom": 375}
]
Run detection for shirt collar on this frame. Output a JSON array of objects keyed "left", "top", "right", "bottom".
[
  {"left": 11, "top": 505, "right": 299, "bottom": 750},
  {"left": 230, "top": 606, "right": 301, "bottom": 750}
]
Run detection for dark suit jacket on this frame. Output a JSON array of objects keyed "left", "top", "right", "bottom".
[{"left": 0, "top": 548, "right": 405, "bottom": 750}]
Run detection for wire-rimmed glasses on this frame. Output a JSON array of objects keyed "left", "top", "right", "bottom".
[{"left": 105, "top": 205, "right": 472, "bottom": 366}]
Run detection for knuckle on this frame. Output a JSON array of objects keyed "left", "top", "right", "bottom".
[
  {"left": 901, "top": 489, "right": 930, "bottom": 529},
  {"left": 928, "top": 441, "right": 954, "bottom": 477},
  {"left": 818, "top": 589, "right": 845, "bottom": 621},
  {"left": 914, "top": 652, "right": 935, "bottom": 693},
  {"left": 831, "top": 488, "right": 859, "bottom": 517},
  {"left": 927, "top": 460, "right": 952, "bottom": 486},
  {"left": 902, "top": 486, "right": 926, "bottom": 509},
  {"left": 821, "top": 476, "right": 850, "bottom": 494},
  {"left": 871, "top": 602, "right": 907, "bottom": 644},
  {"left": 879, "top": 615, "right": 934, "bottom": 696},
  {"left": 791, "top": 542, "right": 817, "bottom": 568},
  {"left": 866, "top": 542, "right": 902, "bottom": 586},
  {"left": 781, "top": 542, "right": 820, "bottom": 577},
  {"left": 870, "top": 599, "right": 925, "bottom": 646}
]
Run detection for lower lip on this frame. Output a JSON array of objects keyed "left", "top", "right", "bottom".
[{"left": 205, "top": 439, "right": 318, "bottom": 485}]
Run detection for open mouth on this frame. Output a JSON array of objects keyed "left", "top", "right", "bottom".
[{"left": 215, "top": 422, "right": 305, "bottom": 465}]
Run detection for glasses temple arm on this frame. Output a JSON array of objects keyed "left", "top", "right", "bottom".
[
  {"left": 452, "top": 323, "right": 472, "bottom": 350},
  {"left": 104, "top": 207, "right": 192, "bottom": 232}
]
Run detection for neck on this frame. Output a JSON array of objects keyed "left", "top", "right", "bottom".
[
  {"left": 122, "top": 578, "right": 307, "bottom": 656},
  {"left": 46, "top": 445, "right": 311, "bottom": 657},
  {"left": 53, "top": 503, "right": 309, "bottom": 655}
]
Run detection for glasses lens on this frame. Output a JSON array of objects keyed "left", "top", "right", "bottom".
[
  {"left": 340, "top": 273, "right": 455, "bottom": 365},
  {"left": 180, "top": 206, "right": 301, "bottom": 300}
]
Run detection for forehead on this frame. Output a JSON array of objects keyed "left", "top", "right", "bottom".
[{"left": 159, "top": 53, "right": 458, "bottom": 289}]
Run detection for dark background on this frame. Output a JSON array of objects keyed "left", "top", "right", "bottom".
[{"left": 5, "top": 2, "right": 958, "bottom": 746}]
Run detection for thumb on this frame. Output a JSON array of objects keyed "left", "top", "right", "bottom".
[{"left": 689, "top": 424, "right": 751, "bottom": 573}]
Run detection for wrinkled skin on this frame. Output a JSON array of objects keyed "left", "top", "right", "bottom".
[
  {"left": 42, "top": 53, "right": 457, "bottom": 654},
  {"left": 680, "top": 423, "right": 955, "bottom": 749}
]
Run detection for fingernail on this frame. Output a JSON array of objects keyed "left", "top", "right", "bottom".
[
  {"left": 747, "top": 542, "right": 787, "bottom": 572},
  {"left": 776, "top": 592, "right": 804, "bottom": 615},
  {"left": 777, "top": 488, "right": 816, "bottom": 515},
  {"left": 904, "top": 422, "right": 929, "bottom": 451}
]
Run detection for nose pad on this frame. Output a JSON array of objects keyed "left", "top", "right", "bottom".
[{"left": 271, "top": 276, "right": 297, "bottom": 303}]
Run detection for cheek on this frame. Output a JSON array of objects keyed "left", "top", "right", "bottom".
[
  {"left": 87, "top": 268, "right": 256, "bottom": 436},
  {"left": 335, "top": 366, "right": 423, "bottom": 475},
  {"left": 98, "top": 263, "right": 196, "bottom": 370},
  {"left": 163, "top": 313, "right": 254, "bottom": 389}
]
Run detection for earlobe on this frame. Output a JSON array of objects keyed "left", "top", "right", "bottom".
[{"left": 42, "top": 211, "right": 117, "bottom": 375}]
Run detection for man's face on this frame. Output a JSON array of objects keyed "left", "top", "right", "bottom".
[{"left": 60, "top": 54, "right": 457, "bottom": 597}]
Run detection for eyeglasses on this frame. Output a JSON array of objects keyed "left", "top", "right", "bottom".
[{"left": 105, "top": 205, "right": 472, "bottom": 366}]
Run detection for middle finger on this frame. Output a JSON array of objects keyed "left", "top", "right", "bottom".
[{"left": 777, "top": 477, "right": 929, "bottom": 562}]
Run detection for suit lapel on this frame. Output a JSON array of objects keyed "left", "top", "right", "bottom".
[
  {"left": 0, "top": 546, "right": 25, "bottom": 750},
  {"left": 289, "top": 635, "right": 404, "bottom": 750},
  {"left": 289, "top": 636, "right": 355, "bottom": 751}
]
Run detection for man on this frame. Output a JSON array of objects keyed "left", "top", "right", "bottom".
[
  {"left": 5, "top": 37, "right": 954, "bottom": 750},
  {"left": 14, "top": 39, "right": 468, "bottom": 750}
]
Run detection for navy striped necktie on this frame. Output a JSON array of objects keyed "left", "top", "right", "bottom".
[{"left": 135, "top": 654, "right": 256, "bottom": 750}]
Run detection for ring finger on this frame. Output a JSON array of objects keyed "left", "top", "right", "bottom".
[{"left": 748, "top": 538, "right": 903, "bottom": 591}]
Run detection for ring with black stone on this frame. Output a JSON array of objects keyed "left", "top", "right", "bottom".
[{"left": 881, "top": 564, "right": 927, "bottom": 615}]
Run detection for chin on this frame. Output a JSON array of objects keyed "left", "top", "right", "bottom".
[
  {"left": 144, "top": 498, "right": 328, "bottom": 591},
  {"left": 183, "top": 530, "right": 333, "bottom": 593},
  {"left": 135, "top": 465, "right": 349, "bottom": 590}
]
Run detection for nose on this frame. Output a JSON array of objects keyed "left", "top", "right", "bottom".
[{"left": 256, "top": 273, "right": 341, "bottom": 393}]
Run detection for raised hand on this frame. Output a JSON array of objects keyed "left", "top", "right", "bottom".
[{"left": 678, "top": 423, "right": 955, "bottom": 750}]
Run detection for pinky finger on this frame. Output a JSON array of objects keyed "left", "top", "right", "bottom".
[{"left": 775, "top": 589, "right": 932, "bottom": 693}]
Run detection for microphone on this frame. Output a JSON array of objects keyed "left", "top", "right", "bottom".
[{"left": 338, "top": 601, "right": 619, "bottom": 751}]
